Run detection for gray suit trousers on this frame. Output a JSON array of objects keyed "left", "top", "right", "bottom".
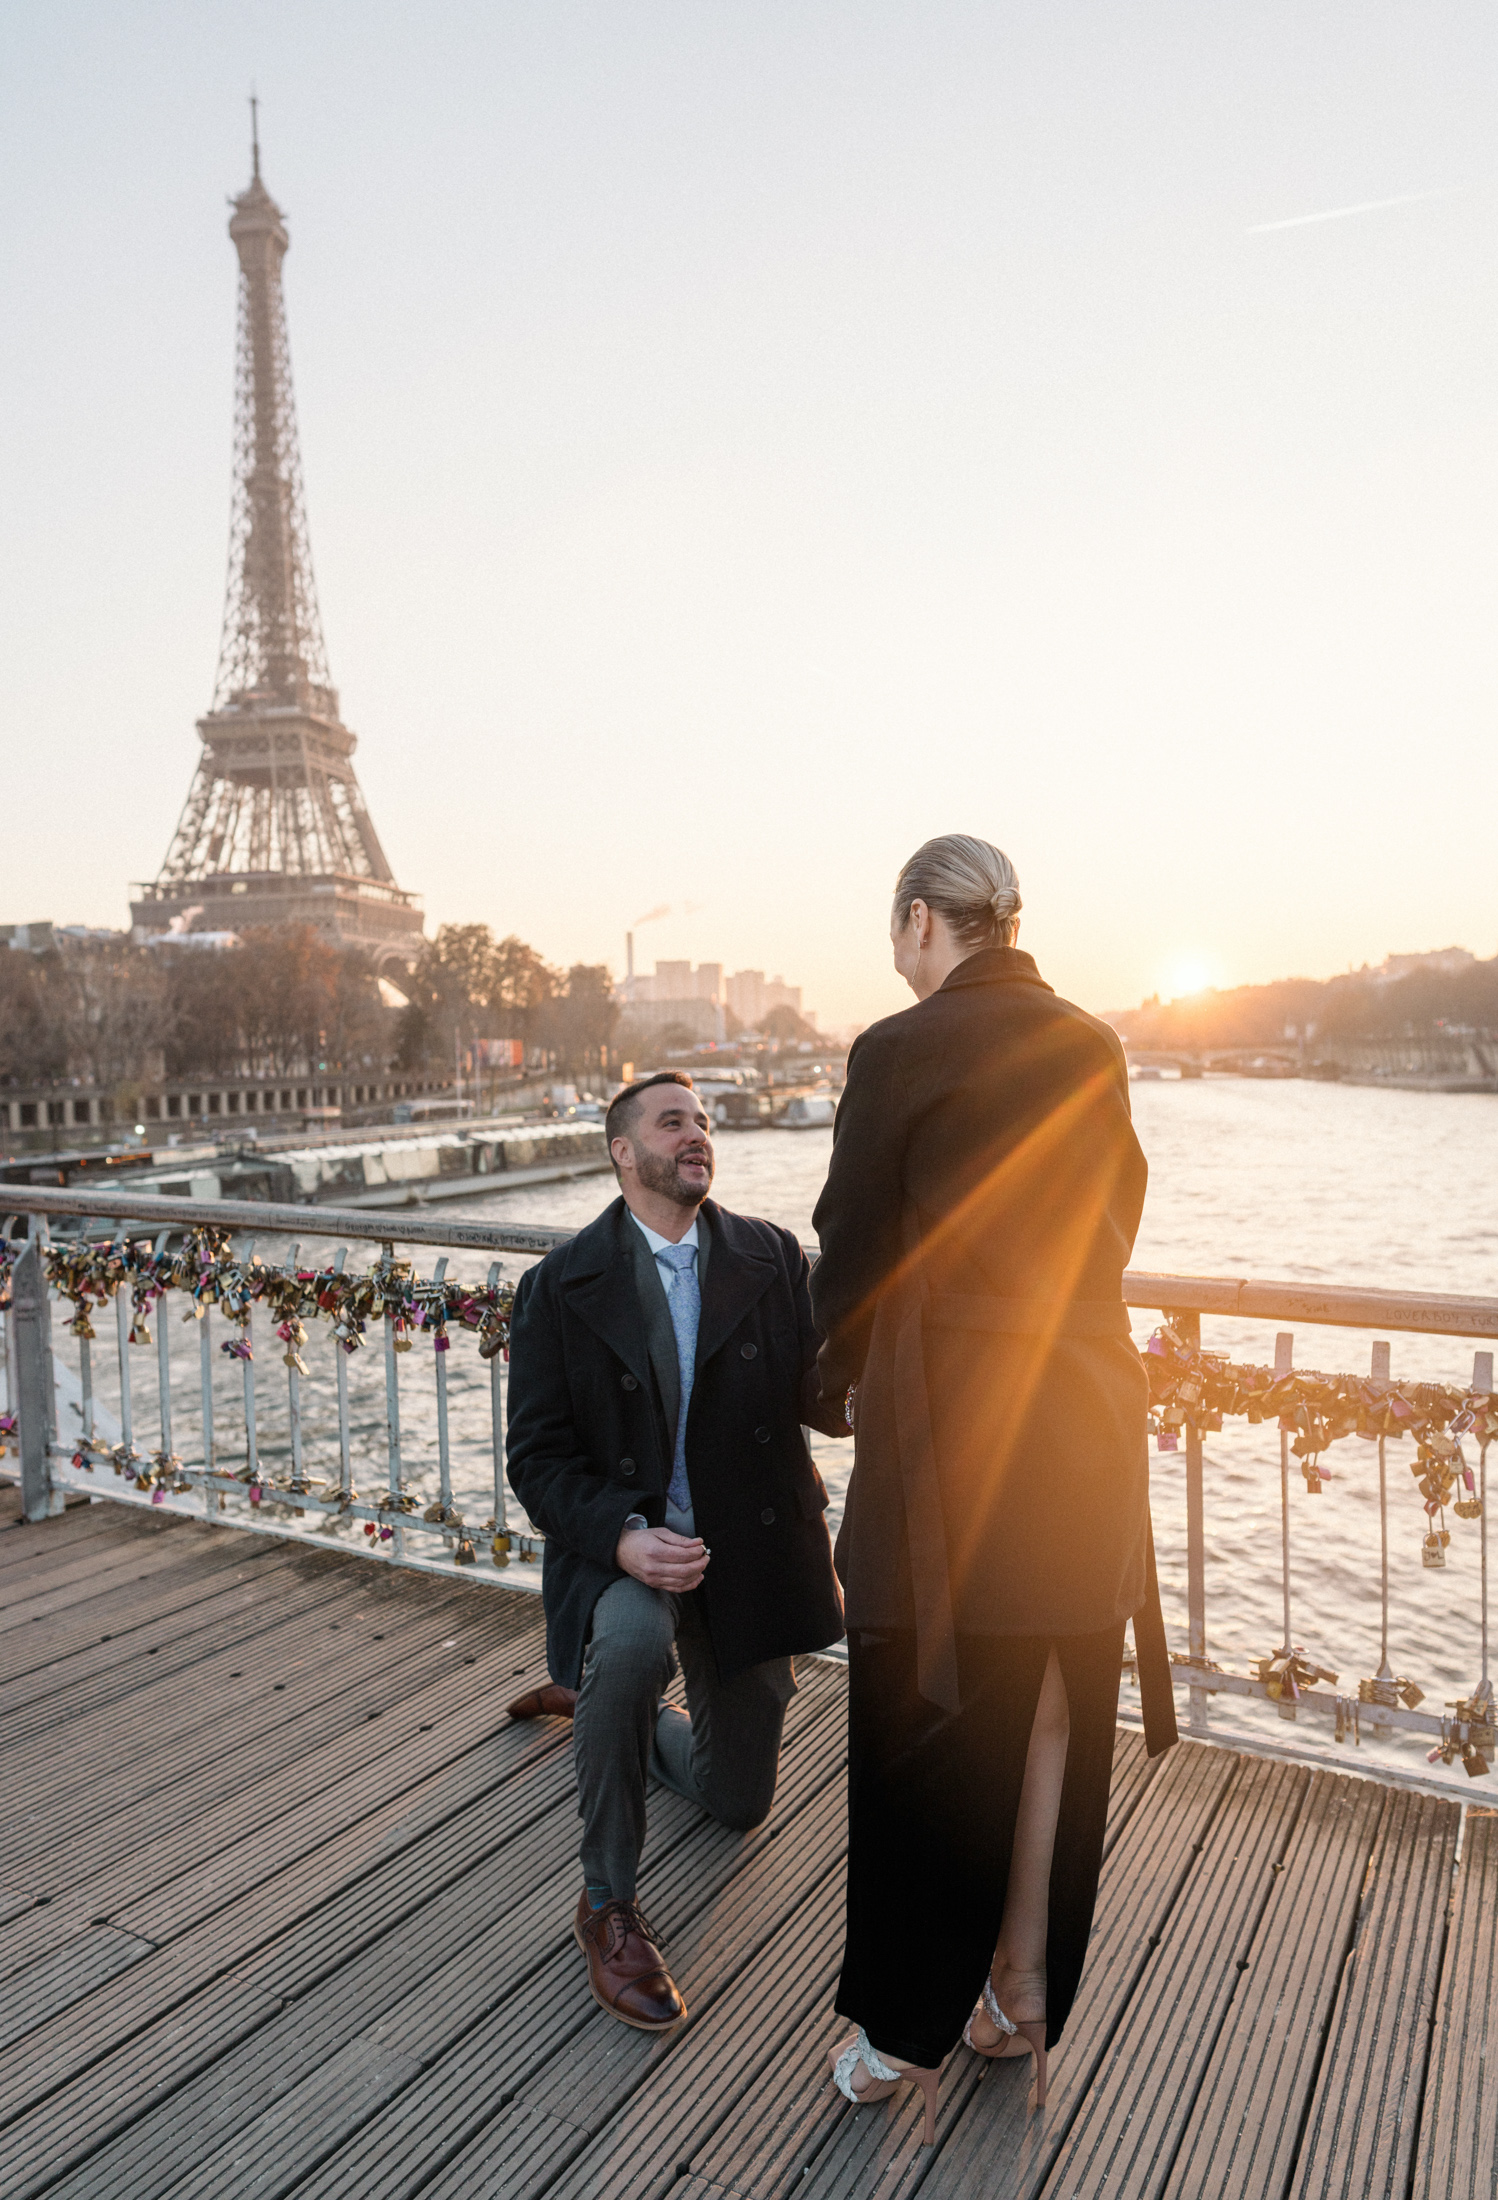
[{"left": 573, "top": 1574, "right": 796, "bottom": 1901}]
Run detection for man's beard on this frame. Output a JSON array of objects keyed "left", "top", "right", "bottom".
[{"left": 636, "top": 1144, "right": 713, "bottom": 1209}]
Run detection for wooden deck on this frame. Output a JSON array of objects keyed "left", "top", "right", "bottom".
[{"left": 0, "top": 1488, "right": 1491, "bottom": 2200}]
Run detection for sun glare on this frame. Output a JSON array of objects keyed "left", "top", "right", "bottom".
[{"left": 1163, "top": 959, "right": 1213, "bottom": 1000}]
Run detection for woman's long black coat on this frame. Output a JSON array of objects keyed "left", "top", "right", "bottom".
[{"left": 812, "top": 947, "right": 1171, "bottom": 1735}]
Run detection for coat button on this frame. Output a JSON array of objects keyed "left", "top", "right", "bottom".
[
  {"left": 621, "top": 1374, "right": 638, "bottom": 1391},
  {"left": 740, "top": 1342, "right": 757, "bottom": 1360},
  {"left": 755, "top": 1426, "right": 771, "bottom": 1443},
  {"left": 620, "top": 1457, "right": 636, "bottom": 1477},
  {"left": 760, "top": 1507, "right": 776, "bottom": 1525}
]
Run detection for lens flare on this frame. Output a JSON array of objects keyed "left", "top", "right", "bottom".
[{"left": 1163, "top": 959, "right": 1213, "bottom": 1000}]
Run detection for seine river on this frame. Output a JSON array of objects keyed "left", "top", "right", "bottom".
[{"left": 57, "top": 1078, "right": 1498, "bottom": 1789}]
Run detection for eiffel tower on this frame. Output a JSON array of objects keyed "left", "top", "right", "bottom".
[{"left": 132, "top": 113, "right": 424, "bottom": 964}]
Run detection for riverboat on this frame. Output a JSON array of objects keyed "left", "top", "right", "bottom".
[
  {"left": 774, "top": 1092, "right": 838, "bottom": 1129},
  {"left": 19, "top": 1119, "right": 611, "bottom": 1218}
]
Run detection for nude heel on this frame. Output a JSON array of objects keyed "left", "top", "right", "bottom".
[
  {"left": 1015, "top": 2020, "right": 1048, "bottom": 2108},
  {"left": 830, "top": 2030, "right": 943, "bottom": 2145},
  {"left": 963, "top": 1981, "right": 1048, "bottom": 2107},
  {"left": 908, "top": 2061, "right": 941, "bottom": 2145}
]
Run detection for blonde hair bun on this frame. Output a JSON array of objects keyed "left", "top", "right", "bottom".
[{"left": 893, "top": 834, "right": 1022, "bottom": 953}]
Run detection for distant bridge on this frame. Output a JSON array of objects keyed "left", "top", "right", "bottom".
[{"left": 1126, "top": 1049, "right": 1302, "bottom": 1079}]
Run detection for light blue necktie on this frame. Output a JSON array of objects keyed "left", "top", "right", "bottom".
[{"left": 656, "top": 1241, "right": 700, "bottom": 1513}]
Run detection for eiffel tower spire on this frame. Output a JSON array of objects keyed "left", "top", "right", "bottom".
[{"left": 132, "top": 120, "right": 423, "bottom": 963}]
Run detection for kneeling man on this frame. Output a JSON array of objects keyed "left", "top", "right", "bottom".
[{"left": 506, "top": 1072, "right": 847, "bottom": 2029}]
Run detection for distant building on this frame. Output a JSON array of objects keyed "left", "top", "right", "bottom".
[
  {"left": 617, "top": 960, "right": 725, "bottom": 1044},
  {"left": 725, "top": 970, "right": 808, "bottom": 1028},
  {"left": 614, "top": 957, "right": 816, "bottom": 1046},
  {"left": 1377, "top": 948, "right": 1476, "bottom": 983},
  {"left": 630, "top": 960, "right": 724, "bottom": 1006}
]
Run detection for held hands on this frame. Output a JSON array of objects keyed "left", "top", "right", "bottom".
[{"left": 616, "top": 1525, "right": 711, "bottom": 1592}]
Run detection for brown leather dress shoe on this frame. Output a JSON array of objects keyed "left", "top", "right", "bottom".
[
  {"left": 507, "top": 1682, "right": 578, "bottom": 1720},
  {"left": 573, "top": 1891, "right": 687, "bottom": 2031}
]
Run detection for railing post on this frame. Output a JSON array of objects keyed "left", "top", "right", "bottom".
[
  {"left": 1371, "top": 1340, "right": 1392, "bottom": 1682},
  {"left": 13, "top": 1238, "right": 62, "bottom": 1521},
  {"left": 1274, "top": 1329, "right": 1296, "bottom": 1718},
  {"left": 1177, "top": 1308, "right": 1209, "bottom": 1735},
  {"left": 332, "top": 1249, "right": 352, "bottom": 1502},
  {"left": 487, "top": 1260, "right": 509, "bottom": 1562},
  {"left": 1477, "top": 1349, "right": 1493, "bottom": 1708}
]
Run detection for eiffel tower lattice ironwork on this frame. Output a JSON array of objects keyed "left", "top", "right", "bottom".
[{"left": 132, "top": 116, "right": 423, "bottom": 963}]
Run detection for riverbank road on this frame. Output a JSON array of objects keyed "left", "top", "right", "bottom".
[{"left": 0, "top": 1487, "right": 1490, "bottom": 2199}]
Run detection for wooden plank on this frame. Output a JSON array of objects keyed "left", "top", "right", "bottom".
[
  {"left": 521, "top": 1779, "right": 849, "bottom": 2134},
  {"left": 408, "top": 2106, "right": 584, "bottom": 2200},
  {"left": 0, "top": 1541, "right": 292, "bottom": 1683},
  {"left": 0, "top": 1742, "right": 582, "bottom": 2190},
  {"left": 881, "top": 1738, "right": 1245, "bottom": 2200},
  {"left": 0, "top": 1500, "right": 146, "bottom": 1573},
  {"left": 4, "top": 1577, "right": 492, "bottom": 1853},
  {"left": 176, "top": 1769, "right": 846, "bottom": 2200},
  {"left": 1165, "top": 1771, "right": 1388, "bottom": 2198},
  {"left": 1034, "top": 1752, "right": 1309, "bottom": 2200},
  {"left": 1102, "top": 1726, "right": 1156, "bottom": 1857},
  {"left": 56, "top": 1664, "right": 848, "bottom": 2200},
  {"left": 426, "top": 1869, "right": 848, "bottom": 2200},
  {"left": 0, "top": 1548, "right": 350, "bottom": 1729},
  {"left": 1, "top": 1554, "right": 402, "bottom": 1775},
  {"left": 0, "top": 1534, "right": 293, "bottom": 1688},
  {"left": 1411, "top": 1807, "right": 1497, "bottom": 2200},
  {"left": 10, "top": 1496, "right": 1476, "bottom": 2200},
  {"left": 0, "top": 1561, "right": 374, "bottom": 1752},
  {"left": 283, "top": 1986, "right": 591, "bottom": 2200},
  {"left": 1, "top": 1594, "right": 548, "bottom": 1962},
  {"left": 0, "top": 1520, "right": 229, "bottom": 1631},
  {"left": 39, "top": 1788, "right": 668, "bottom": 2196},
  {"left": 0, "top": 1610, "right": 552, "bottom": 2006},
  {"left": 1290, "top": 1787, "right": 1457, "bottom": 2200},
  {"left": 0, "top": 1927, "right": 156, "bottom": 2051},
  {"left": 19, "top": 1716, "right": 719, "bottom": 2195},
  {"left": 241, "top": 1664, "right": 843, "bottom": 2010},
  {"left": 281, "top": 1674, "right": 849, "bottom": 2200},
  {"left": 0, "top": 1980, "right": 286, "bottom": 2200},
  {"left": 150, "top": 2037, "right": 423, "bottom": 2200},
  {"left": 692, "top": 1990, "right": 983, "bottom": 2200}
]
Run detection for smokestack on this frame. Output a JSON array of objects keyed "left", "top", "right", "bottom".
[{"left": 626, "top": 930, "right": 634, "bottom": 1000}]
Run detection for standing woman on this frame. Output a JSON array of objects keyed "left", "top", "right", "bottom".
[{"left": 813, "top": 833, "right": 1176, "bottom": 2142}]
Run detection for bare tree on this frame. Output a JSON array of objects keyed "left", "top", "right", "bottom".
[{"left": 54, "top": 942, "right": 171, "bottom": 1093}]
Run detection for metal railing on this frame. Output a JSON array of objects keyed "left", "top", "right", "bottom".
[
  {"left": 2, "top": 1184, "right": 1495, "bottom": 1782},
  {"left": 1, "top": 1189, "right": 570, "bottom": 1582}
]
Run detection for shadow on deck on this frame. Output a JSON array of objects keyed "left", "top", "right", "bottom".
[{"left": 0, "top": 1488, "right": 1491, "bottom": 2200}]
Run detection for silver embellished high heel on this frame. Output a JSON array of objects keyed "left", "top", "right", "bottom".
[
  {"left": 829, "top": 2028, "right": 943, "bottom": 2145},
  {"left": 963, "top": 1979, "right": 1048, "bottom": 2106}
]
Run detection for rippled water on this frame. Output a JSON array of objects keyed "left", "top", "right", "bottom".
[{"left": 49, "top": 1079, "right": 1498, "bottom": 1789}]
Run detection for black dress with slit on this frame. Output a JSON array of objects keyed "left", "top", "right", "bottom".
[{"left": 811, "top": 948, "right": 1178, "bottom": 2067}]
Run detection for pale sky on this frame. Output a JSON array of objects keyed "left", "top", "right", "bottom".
[{"left": 4, "top": 3, "right": 1496, "bottom": 1029}]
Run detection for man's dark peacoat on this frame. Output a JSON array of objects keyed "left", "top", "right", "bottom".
[{"left": 506, "top": 1196, "right": 848, "bottom": 1690}]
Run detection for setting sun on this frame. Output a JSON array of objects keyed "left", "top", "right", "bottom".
[{"left": 1162, "top": 958, "right": 1214, "bottom": 1000}]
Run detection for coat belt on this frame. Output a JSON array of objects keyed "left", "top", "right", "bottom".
[
  {"left": 889, "top": 1213, "right": 1178, "bottom": 1755},
  {"left": 924, "top": 1292, "right": 1133, "bottom": 1340}
]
